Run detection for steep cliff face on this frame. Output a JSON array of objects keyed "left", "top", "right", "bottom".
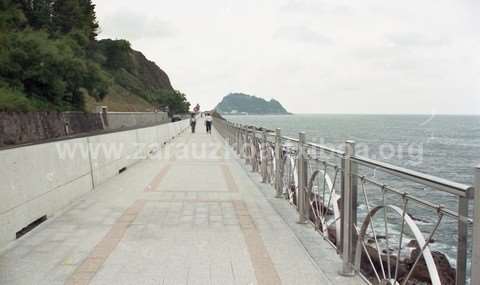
[
  {"left": 86, "top": 42, "right": 185, "bottom": 112},
  {"left": 216, "top": 93, "right": 290, "bottom": 115},
  {"left": 129, "top": 50, "right": 173, "bottom": 91}
]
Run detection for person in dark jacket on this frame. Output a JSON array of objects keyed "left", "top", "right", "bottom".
[{"left": 190, "top": 114, "right": 197, "bottom": 133}]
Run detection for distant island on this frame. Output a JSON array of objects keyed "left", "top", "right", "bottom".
[{"left": 215, "top": 93, "right": 290, "bottom": 115}]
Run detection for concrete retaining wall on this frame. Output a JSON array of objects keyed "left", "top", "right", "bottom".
[
  {"left": 0, "top": 112, "right": 100, "bottom": 147},
  {"left": 105, "top": 112, "right": 169, "bottom": 130},
  {"left": 0, "top": 119, "right": 189, "bottom": 250},
  {"left": 0, "top": 111, "right": 170, "bottom": 148}
]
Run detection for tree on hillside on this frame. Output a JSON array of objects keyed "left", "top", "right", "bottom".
[
  {"left": 51, "top": 0, "right": 81, "bottom": 33},
  {"left": 0, "top": 0, "right": 28, "bottom": 31},
  {"left": 96, "top": 39, "right": 133, "bottom": 70},
  {"left": 50, "top": 0, "right": 98, "bottom": 40},
  {"left": 151, "top": 89, "right": 190, "bottom": 115},
  {"left": 19, "top": 0, "right": 53, "bottom": 30},
  {"left": 0, "top": 30, "right": 110, "bottom": 110},
  {"left": 17, "top": 0, "right": 98, "bottom": 40},
  {"left": 78, "top": 0, "right": 98, "bottom": 40}
]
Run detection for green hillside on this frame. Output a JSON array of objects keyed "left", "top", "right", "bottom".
[{"left": 0, "top": 0, "right": 189, "bottom": 113}]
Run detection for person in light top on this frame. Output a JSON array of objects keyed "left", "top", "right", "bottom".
[{"left": 205, "top": 113, "right": 213, "bottom": 134}]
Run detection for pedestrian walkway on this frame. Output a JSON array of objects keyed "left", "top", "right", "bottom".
[{"left": 0, "top": 119, "right": 362, "bottom": 285}]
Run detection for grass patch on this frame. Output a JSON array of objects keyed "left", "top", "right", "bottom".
[
  {"left": 84, "top": 84, "right": 154, "bottom": 112},
  {"left": 0, "top": 87, "right": 34, "bottom": 112}
]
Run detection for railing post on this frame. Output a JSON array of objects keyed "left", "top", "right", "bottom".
[
  {"left": 254, "top": 127, "right": 259, "bottom": 173},
  {"left": 244, "top": 127, "right": 247, "bottom": 156},
  {"left": 275, "top": 128, "right": 283, "bottom": 198},
  {"left": 340, "top": 140, "right": 356, "bottom": 276},
  {"left": 472, "top": 165, "right": 480, "bottom": 285},
  {"left": 457, "top": 193, "right": 469, "bottom": 285},
  {"left": 230, "top": 122, "right": 234, "bottom": 148},
  {"left": 297, "top": 132, "right": 308, "bottom": 224},
  {"left": 228, "top": 122, "right": 233, "bottom": 145},
  {"left": 234, "top": 124, "right": 239, "bottom": 153},
  {"left": 245, "top": 127, "right": 250, "bottom": 165},
  {"left": 246, "top": 126, "right": 253, "bottom": 166},
  {"left": 246, "top": 127, "right": 250, "bottom": 162},
  {"left": 226, "top": 121, "right": 230, "bottom": 143},
  {"left": 239, "top": 127, "right": 244, "bottom": 160},
  {"left": 261, "top": 130, "right": 268, "bottom": 183},
  {"left": 234, "top": 124, "right": 238, "bottom": 152},
  {"left": 230, "top": 123, "right": 234, "bottom": 145},
  {"left": 252, "top": 127, "right": 257, "bottom": 171},
  {"left": 235, "top": 124, "right": 241, "bottom": 156}
]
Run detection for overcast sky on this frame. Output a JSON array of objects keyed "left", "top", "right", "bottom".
[{"left": 94, "top": 0, "right": 480, "bottom": 114}]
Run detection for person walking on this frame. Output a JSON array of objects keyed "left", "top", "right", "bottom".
[
  {"left": 205, "top": 113, "right": 213, "bottom": 134},
  {"left": 190, "top": 113, "right": 197, "bottom": 133}
]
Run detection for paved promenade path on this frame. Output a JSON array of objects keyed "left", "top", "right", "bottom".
[{"left": 0, "top": 120, "right": 362, "bottom": 285}]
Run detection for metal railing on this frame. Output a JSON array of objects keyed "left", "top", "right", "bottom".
[{"left": 214, "top": 117, "right": 479, "bottom": 285}]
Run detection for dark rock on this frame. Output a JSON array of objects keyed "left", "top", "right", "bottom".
[
  {"left": 406, "top": 239, "right": 435, "bottom": 248},
  {"left": 327, "top": 226, "right": 337, "bottom": 246},
  {"left": 407, "top": 212, "right": 431, "bottom": 224},
  {"left": 357, "top": 238, "right": 454, "bottom": 284},
  {"left": 407, "top": 245, "right": 455, "bottom": 285}
]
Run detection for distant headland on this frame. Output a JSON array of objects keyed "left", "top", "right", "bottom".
[{"left": 215, "top": 93, "right": 291, "bottom": 115}]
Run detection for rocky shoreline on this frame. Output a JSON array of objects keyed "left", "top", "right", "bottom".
[{"left": 289, "top": 189, "right": 456, "bottom": 284}]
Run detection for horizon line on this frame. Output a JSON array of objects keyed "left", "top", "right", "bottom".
[{"left": 222, "top": 112, "right": 480, "bottom": 116}]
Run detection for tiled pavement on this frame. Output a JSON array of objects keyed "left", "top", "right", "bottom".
[{"left": 0, "top": 122, "right": 363, "bottom": 285}]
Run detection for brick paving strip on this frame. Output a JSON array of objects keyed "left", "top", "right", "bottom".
[
  {"left": 223, "top": 162, "right": 281, "bottom": 284},
  {"left": 216, "top": 143, "right": 227, "bottom": 160},
  {"left": 144, "top": 164, "right": 172, "bottom": 192},
  {"left": 232, "top": 200, "right": 282, "bottom": 285},
  {"left": 65, "top": 200, "right": 146, "bottom": 285},
  {"left": 221, "top": 164, "right": 239, "bottom": 193}
]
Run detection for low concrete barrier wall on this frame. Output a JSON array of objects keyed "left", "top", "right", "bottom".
[{"left": 0, "top": 119, "right": 189, "bottom": 250}]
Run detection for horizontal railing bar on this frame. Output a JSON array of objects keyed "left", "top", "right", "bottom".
[
  {"left": 266, "top": 132, "right": 276, "bottom": 138},
  {"left": 230, "top": 124, "right": 274, "bottom": 133},
  {"left": 281, "top": 136, "right": 300, "bottom": 143},
  {"left": 306, "top": 142, "right": 345, "bottom": 156},
  {"left": 352, "top": 156, "right": 473, "bottom": 198},
  {"left": 307, "top": 156, "right": 343, "bottom": 169},
  {"left": 356, "top": 174, "right": 472, "bottom": 222}
]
